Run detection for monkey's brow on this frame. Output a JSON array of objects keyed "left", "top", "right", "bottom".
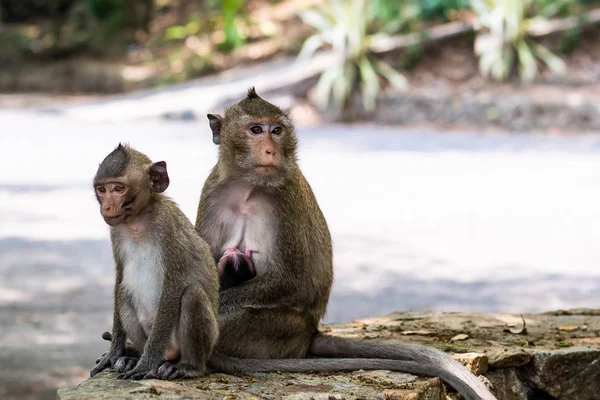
[
  {"left": 95, "top": 179, "right": 127, "bottom": 186},
  {"left": 246, "top": 116, "right": 285, "bottom": 123}
]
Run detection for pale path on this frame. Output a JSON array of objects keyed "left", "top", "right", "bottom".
[{"left": 1, "top": 109, "right": 600, "bottom": 399}]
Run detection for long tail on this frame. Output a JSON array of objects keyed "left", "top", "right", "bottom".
[
  {"left": 309, "top": 333, "right": 496, "bottom": 400},
  {"left": 208, "top": 334, "right": 496, "bottom": 400}
]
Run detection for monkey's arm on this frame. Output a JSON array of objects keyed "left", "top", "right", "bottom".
[
  {"left": 219, "top": 221, "right": 321, "bottom": 313},
  {"left": 91, "top": 259, "right": 127, "bottom": 377},
  {"left": 219, "top": 266, "right": 302, "bottom": 313}
]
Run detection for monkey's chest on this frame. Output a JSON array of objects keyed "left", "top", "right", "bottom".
[
  {"left": 120, "top": 239, "right": 164, "bottom": 328},
  {"left": 216, "top": 202, "right": 274, "bottom": 276}
]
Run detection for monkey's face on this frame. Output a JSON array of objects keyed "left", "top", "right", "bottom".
[
  {"left": 94, "top": 144, "right": 170, "bottom": 226},
  {"left": 225, "top": 118, "right": 297, "bottom": 187},
  {"left": 94, "top": 177, "right": 142, "bottom": 226},
  {"left": 246, "top": 122, "right": 283, "bottom": 175},
  {"left": 208, "top": 88, "right": 299, "bottom": 188}
]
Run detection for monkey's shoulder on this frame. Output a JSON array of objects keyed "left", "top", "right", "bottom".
[{"left": 152, "top": 196, "right": 205, "bottom": 238}]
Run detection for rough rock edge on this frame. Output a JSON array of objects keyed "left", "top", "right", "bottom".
[{"left": 57, "top": 309, "right": 600, "bottom": 400}]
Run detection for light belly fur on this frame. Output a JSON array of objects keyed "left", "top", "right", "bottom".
[{"left": 121, "top": 237, "right": 164, "bottom": 334}]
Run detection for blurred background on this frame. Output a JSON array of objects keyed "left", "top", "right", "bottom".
[{"left": 2, "top": 0, "right": 600, "bottom": 399}]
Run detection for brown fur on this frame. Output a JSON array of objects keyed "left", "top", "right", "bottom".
[
  {"left": 91, "top": 144, "right": 219, "bottom": 380},
  {"left": 194, "top": 89, "right": 497, "bottom": 400}
]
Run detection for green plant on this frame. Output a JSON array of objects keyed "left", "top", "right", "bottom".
[
  {"left": 207, "top": 0, "right": 249, "bottom": 51},
  {"left": 471, "top": 0, "right": 573, "bottom": 82},
  {"left": 420, "top": 0, "right": 471, "bottom": 21},
  {"left": 298, "top": 0, "right": 413, "bottom": 113}
]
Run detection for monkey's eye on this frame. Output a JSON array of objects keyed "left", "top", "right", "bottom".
[
  {"left": 271, "top": 126, "right": 282, "bottom": 135},
  {"left": 250, "top": 126, "right": 263, "bottom": 134},
  {"left": 114, "top": 185, "right": 125, "bottom": 193},
  {"left": 96, "top": 186, "right": 106, "bottom": 194}
]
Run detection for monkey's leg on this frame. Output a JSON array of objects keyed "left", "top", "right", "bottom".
[
  {"left": 153, "top": 284, "right": 219, "bottom": 380},
  {"left": 114, "top": 294, "right": 148, "bottom": 374},
  {"left": 214, "top": 307, "right": 313, "bottom": 359}
]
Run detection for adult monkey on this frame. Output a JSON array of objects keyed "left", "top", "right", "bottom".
[{"left": 194, "top": 88, "right": 497, "bottom": 400}]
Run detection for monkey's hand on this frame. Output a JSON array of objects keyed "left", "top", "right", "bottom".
[
  {"left": 114, "top": 356, "right": 140, "bottom": 374},
  {"left": 90, "top": 347, "right": 125, "bottom": 377},
  {"left": 117, "top": 356, "right": 163, "bottom": 380},
  {"left": 96, "top": 333, "right": 141, "bottom": 365}
]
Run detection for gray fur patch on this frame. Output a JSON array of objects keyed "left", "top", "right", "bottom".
[{"left": 95, "top": 144, "right": 130, "bottom": 180}]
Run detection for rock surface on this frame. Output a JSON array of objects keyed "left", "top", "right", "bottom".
[{"left": 57, "top": 309, "right": 600, "bottom": 400}]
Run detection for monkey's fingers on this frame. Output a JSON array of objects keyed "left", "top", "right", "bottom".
[
  {"left": 114, "top": 357, "right": 139, "bottom": 373},
  {"left": 90, "top": 359, "right": 110, "bottom": 377},
  {"left": 118, "top": 368, "right": 150, "bottom": 380},
  {"left": 142, "top": 370, "right": 159, "bottom": 380},
  {"left": 95, "top": 352, "right": 108, "bottom": 364},
  {"left": 156, "top": 362, "right": 186, "bottom": 380}
]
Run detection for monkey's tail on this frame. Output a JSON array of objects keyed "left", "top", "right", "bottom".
[
  {"left": 208, "top": 333, "right": 497, "bottom": 400},
  {"left": 308, "top": 333, "right": 496, "bottom": 400}
]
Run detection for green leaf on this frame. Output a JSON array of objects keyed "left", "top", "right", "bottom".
[
  {"left": 516, "top": 40, "right": 537, "bottom": 82},
  {"left": 297, "top": 35, "right": 325, "bottom": 60},
  {"left": 299, "top": 9, "right": 333, "bottom": 32},
  {"left": 374, "top": 59, "right": 407, "bottom": 90},
  {"left": 165, "top": 26, "right": 188, "bottom": 40},
  {"left": 495, "top": 46, "right": 515, "bottom": 81},
  {"left": 532, "top": 42, "right": 566, "bottom": 74},
  {"left": 332, "top": 63, "right": 356, "bottom": 109},
  {"left": 358, "top": 57, "right": 380, "bottom": 111},
  {"left": 315, "top": 66, "right": 342, "bottom": 110},
  {"left": 479, "top": 47, "right": 501, "bottom": 79},
  {"left": 185, "top": 20, "right": 201, "bottom": 35}
]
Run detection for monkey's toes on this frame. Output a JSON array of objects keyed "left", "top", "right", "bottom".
[
  {"left": 95, "top": 352, "right": 108, "bottom": 364},
  {"left": 157, "top": 362, "right": 186, "bottom": 380},
  {"left": 118, "top": 369, "right": 149, "bottom": 380},
  {"left": 114, "top": 357, "right": 139, "bottom": 373},
  {"left": 90, "top": 361, "right": 109, "bottom": 377}
]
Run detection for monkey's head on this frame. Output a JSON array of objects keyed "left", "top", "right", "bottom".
[
  {"left": 93, "top": 144, "right": 169, "bottom": 226},
  {"left": 207, "top": 87, "right": 298, "bottom": 187}
]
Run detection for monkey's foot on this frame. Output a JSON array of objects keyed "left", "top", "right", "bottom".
[
  {"left": 117, "top": 361, "right": 200, "bottom": 380},
  {"left": 90, "top": 349, "right": 125, "bottom": 377},
  {"left": 95, "top": 337, "right": 140, "bottom": 364},
  {"left": 155, "top": 361, "right": 201, "bottom": 380},
  {"left": 117, "top": 357, "right": 161, "bottom": 380},
  {"left": 95, "top": 353, "right": 107, "bottom": 365},
  {"left": 117, "top": 366, "right": 154, "bottom": 380},
  {"left": 114, "top": 356, "right": 139, "bottom": 373}
]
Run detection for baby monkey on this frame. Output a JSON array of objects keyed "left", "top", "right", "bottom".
[
  {"left": 90, "top": 144, "right": 219, "bottom": 380},
  {"left": 217, "top": 247, "right": 256, "bottom": 290}
]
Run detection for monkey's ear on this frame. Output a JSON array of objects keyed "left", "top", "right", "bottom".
[
  {"left": 207, "top": 114, "right": 223, "bottom": 145},
  {"left": 149, "top": 161, "right": 170, "bottom": 193}
]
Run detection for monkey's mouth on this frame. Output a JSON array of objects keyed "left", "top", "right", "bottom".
[
  {"left": 103, "top": 214, "right": 125, "bottom": 226},
  {"left": 254, "top": 165, "right": 279, "bottom": 175}
]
